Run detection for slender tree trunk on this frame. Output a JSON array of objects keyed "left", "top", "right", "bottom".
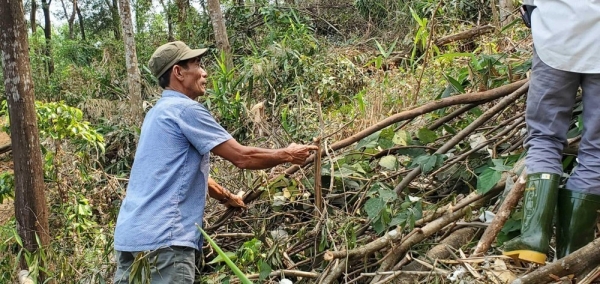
[
  {"left": 118, "top": 0, "right": 143, "bottom": 125},
  {"left": 76, "top": 3, "right": 85, "bottom": 40},
  {"left": 175, "top": 0, "right": 189, "bottom": 41},
  {"left": 105, "top": 0, "right": 122, "bottom": 40},
  {"left": 30, "top": 0, "right": 37, "bottom": 33},
  {"left": 207, "top": 0, "right": 233, "bottom": 69},
  {"left": 0, "top": 0, "right": 50, "bottom": 282},
  {"left": 41, "top": 0, "right": 54, "bottom": 75},
  {"left": 158, "top": 0, "right": 174, "bottom": 41},
  {"left": 499, "top": 0, "right": 515, "bottom": 26},
  {"left": 59, "top": 0, "right": 76, "bottom": 39}
]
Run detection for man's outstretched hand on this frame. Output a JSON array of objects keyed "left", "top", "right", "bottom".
[{"left": 286, "top": 143, "right": 319, "bottom": 165}]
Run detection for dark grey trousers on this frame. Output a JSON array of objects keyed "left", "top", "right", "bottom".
[
  {"left": 525, "top": 51, "right": 600, "bottom": 193},
  {"left": 113, "top": 246, "right": 201, "bottom": 284}
]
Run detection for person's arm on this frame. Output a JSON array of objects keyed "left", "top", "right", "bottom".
[
  {"left": 207, "top": 177, "right": 246, "bottom": 208},
  {"left": 211, "top": 139, "right": 318, "bottom": 170}
]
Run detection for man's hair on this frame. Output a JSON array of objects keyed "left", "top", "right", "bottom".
[{"left": 157, "top": 58, "right": 195, "bottom": 89}]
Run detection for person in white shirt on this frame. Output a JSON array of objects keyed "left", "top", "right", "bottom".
[{"left": 503, "top": 0, "right": 600, "bottom": 264}]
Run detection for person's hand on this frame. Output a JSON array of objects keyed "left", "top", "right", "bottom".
[
  {"left": 224, "top": 192, "right": 247, "bottom": 209},
  {"left": 285, "top": 143, "right": 319, "bottom": 165}
]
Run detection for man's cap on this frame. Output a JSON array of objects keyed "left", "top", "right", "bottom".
[{"left": 148, "top": 41, "right": 208, "bottom": 78}]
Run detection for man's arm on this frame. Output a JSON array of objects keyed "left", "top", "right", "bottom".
[
  {"left": 207, "top": 177, "right": 246, "bottom": 208},
  {"left": 211, "top": 139, "right": 318, "bottom": 170}
]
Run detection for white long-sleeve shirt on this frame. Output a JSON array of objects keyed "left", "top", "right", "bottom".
[{"left": 524, "top": 0, "right": 600, "bottom": 73}]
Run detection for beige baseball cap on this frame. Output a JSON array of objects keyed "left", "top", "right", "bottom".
[{"left": 148, "top": 41, "right": 208, "bottom": 78}]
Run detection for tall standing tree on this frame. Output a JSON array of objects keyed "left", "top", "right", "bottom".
[
  {"left": 30, "top": 0, "right": 37, "bottom": 33},
  {"left": 60, "top": 0, "right": 77, "bottom": 39},
  {"left": 105, "top": 0, "right": 122, "bottom": 40},
  {"left": 41, "top": 0, "right": 55, "bottom": 74},
  {"left": 499, "top": 0, "right": 515, "bottom": 26},
  {"left": 207, "top": 0, "right": 233, "bottom": 69},
  {"left": 118, "top": 0, "right": 143, "bottom": 124},
  {"left": 158, "top": 0, "right": 175, "bottom": 41},
  {"left": 0, "top": 0, "right": 50, "bottom": 281},
  {"left": 175, "top": 0, "right": 189, "bottom": 41}
]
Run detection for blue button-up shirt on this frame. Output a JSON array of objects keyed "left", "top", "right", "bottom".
[{"left": 114, "top": 90, "right": 232, "bottom": 251}]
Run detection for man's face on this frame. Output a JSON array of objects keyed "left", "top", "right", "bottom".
[{"left": 179, "top": 57, "right": 208, "bottom": 99}]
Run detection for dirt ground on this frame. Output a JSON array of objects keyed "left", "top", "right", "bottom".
[{"left": 0, "top": 130, "right": 13, "bottom": 225}]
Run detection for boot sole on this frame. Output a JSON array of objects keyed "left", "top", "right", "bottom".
[{"left": 503, "top": 250, "right": 546, "bottom": 264}]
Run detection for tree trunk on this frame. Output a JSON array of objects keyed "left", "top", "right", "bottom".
[
  {"left": 175, "top": 0, "right": 189, "bottom": 41},
  {"left": 30, "top": 0, "right": 37, "bottom": 33},
  {"left": 158, "top": 0, "right": 174, "bottom": 41},
  {"left": 59, "top": 0, "right": 76, "bottom": 39},
  {"left": 118, "top": 0, "right": 143, "bottom": 125},
  {"left": 499, "top": 0, "right": 515, "bottom": 26},
  {"left": 105, "top": 0, "right": 122, "bottom": 40},
  {"left": 207, "top": 0, "right": 233, "bottom": 69},
  {"left": 41, "top": 0, "right": 54, "bottom": 75},
  {"left": 76, "top": 3, "right": 85, "bottom": 40},
  {"left": 0, "top": 0, "right": 50, "bottom": 282}
]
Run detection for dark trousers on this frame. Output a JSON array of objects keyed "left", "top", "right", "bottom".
[
  {"left": 113, "top": 246, "right": 202, "bottom": 284},
  {"left": 525, "top": 50, "right": 600, "bottom": 193}
]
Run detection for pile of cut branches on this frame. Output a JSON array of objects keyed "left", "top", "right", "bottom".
[{"left": 203, "top": 78, "right": 600, "bottom": 284}]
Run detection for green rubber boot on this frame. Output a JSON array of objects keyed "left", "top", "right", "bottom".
[
  {"left": 556, "top": 188, "right": 600, "bottom": 259},
  {"left": 503, "top": 173, "right": 560, "bottom": 264}
]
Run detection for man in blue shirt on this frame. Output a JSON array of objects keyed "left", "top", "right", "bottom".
[{"left": 113, "top": 41, "right": 318, "bottom": 283}]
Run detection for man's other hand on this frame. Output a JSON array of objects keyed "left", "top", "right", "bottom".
[{"left": 225, "top": 193, "right": 247, "bottom": 209}]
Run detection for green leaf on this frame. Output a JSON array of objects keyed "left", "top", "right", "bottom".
[
  {"left": 378, "top": 127, "right": 395, "bottom": 148},
  {"left": 379, "top": 155, "right": 398, "bottom": 170},
  {"left": 411, "top": 154, "right": 438, "bottom": 173},
  {"left": 198, "top": 226, "right": 253, "bottom": 284},
  {"left": 477, "top": 168, "right": 502, "bottom": 194},
  {"left": 364, "top": 197, "right": 385, "bottom": 221},
  {"left": 443, "top": 74, "right": 466, "bottom": 94},
  {"left": 393, "top": 130, "right": 410, "bottom": 146},
  {"left": 357, "top": 131, "right": 381, "bottom": 149},
  {"left": 378, "top": 187, "right": 397, "bottom": 203},
  {"left": 417, "top": 128, "right": 437, "bottom": 144},
  {"left": 490, "top": 159, "right": 512, "bottom": 172},
  {"left": 208, "top": 251, "right": 238, "bottom": 264},
  {"left": 258, "top": 261, "right": 272, "bottom": 281}
]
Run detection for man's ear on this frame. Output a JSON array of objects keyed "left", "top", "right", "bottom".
[{"left": 172, "top": 65, "right": 184, "bottom": 81}]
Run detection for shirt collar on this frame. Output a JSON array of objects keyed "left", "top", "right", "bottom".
[{"left": 162, "top": 89, "right": 191, "bottom": 99}]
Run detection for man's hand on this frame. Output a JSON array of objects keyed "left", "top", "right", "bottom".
[
  {"left": 224, "top": 193, "right": 247, "bottom": 209},
  {"left": 286, "top": 143, "right": 319, "bottom": 165}
]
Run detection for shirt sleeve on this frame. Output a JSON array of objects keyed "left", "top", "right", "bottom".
[{"left": 178, "top": 103, "right": 233, "bottom": 155}]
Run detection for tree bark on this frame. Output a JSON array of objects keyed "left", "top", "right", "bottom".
[
  {"left": 158, "top": 0, "right": 174, "bottom": 41},
  {"left": 118, "top": 0, "right": 143, "bottom": 125},
  {"left": 59, "top": 0, "right": 76, "bottom": 39},
  {"left": 0, "top": 0, "right": 50, "bottom": 281},
  {"left": 105, "top": 0, "right": 122, "bottom": 40},
  {"left": 512, "top": 237, "right": 600, "bottom": 284},
  {"left": 435, "top": 25, "right": 495, "bottom": 46},
  {"left": 207, "top": 0, "right": 233, "bottom": 69},
  {"left": 76, "top": 3, "right": 85, "bottom": 40},
  {"left": 41, "top": 0, "right": 54, "bottom": 75},
  {"left": 472, "top": 171, "right": 527, "bottom": 256},
  {"left": 30, "top": 0, "right": 37, "bottom": 33},
  {"left": 499, "top": 0, "right": 515, "bottom": 27},
  {"left": 175, "top": 0, "right": 189, "bottom": 41}
]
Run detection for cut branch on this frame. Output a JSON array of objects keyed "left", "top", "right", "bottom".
[
  {"left": 512, "top": 237, "right": 600, "bottom": 284},
  {"left": 472, "top": 171, "right": 526, "bottom": 256},
  {"left": 435, "top": 25, "right": 496, "bottom": 46},
  {"left": 393, "top": 81, "right": 529, "bottom": 194}
]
